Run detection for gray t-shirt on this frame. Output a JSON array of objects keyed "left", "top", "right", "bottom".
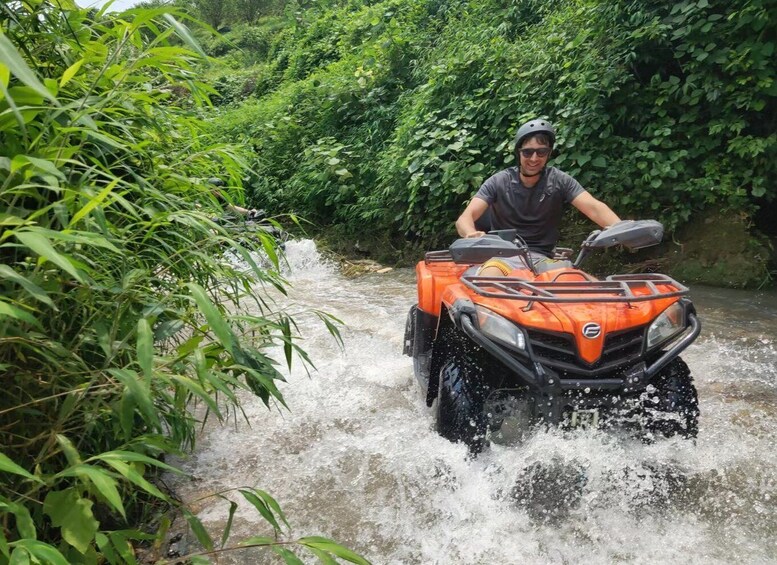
[{"left": 474, "top": 166, "right": 585, "bottom": 256}]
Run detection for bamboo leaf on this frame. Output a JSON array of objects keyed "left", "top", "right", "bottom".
[
  {"left": 309, "top": 547, "right": 339, "bottom": 565},
  {"left": 55, "top": 434, "right": 82, "bottom": 466},
  {"left": 14, "top": 230, "right": 84, "bottom": 282},
  {"left": 0, "top": 452, "right": 42, "bottom": 483},
  {"left": 59, "top": 59, "right": 84, "bottom": 88},
  {"left": 0, "top": 300, "right": 41, "bottom": 329},
  {"left": 119, "top": 392, "right": 134, "bottom": 442},
  {"left": 0, "top": 82, "right": 25, "bottom": 133},
  {"left": 153, "top": 319, "right": 184, "bottom": 341},
  {"left": 5, "top": 85, "right": 43, "bottom": 106},
  {"left": 240, "top": 536, "right": 275, "bottom": 546},
  {"left": 91, "top": 451, "right": 184, "bottom": 474},
  {"left": 187, "top": 282, "right": 235, "bottom": 351},
  {"left": 108, "top": 368, "right": 161, "bottom": 431},
  {"left": 8, "top": 546, "right": 30, "bottom": 565},
  {"left": 153, "top": 515, "right": 171, "bottom": 556},
  {"left": 0, "top": 265, "right": 55, "bottom": 307},
  {"left": 281, "top": 316, "right": 292, "bottom": 370},
  {"left": 83, "top": 468, "right": 126, "bottom": 519},
  {"left": 101, "top": 459, "right": 168, "bottom": 501},
  {"left": 60, "top": 464, "right": 126, "bottom": 519},
  {"left": 183, "top": 510, "right": 214, "bottom": 551},
  {"left": 177, "top": 334, "right": 205, "bottom": 357},
  {"left": 243, "top": 366, "right": 287, "bottom": 409},
  {"left": 316, "top": 311, "right": 344, "bottom": 349},
  {"left": 51, "top": 0, "right": 79, "bottom": 9},
  {"left": 2, "top": 501, "right": 35, "bottom": 539},
  {"left": 15, "top": 155, "right": 65, "bottom": 180},
  {"left": 0, "top": 32, "right": 58, "bottom": 104},
  {"left": 252, "top": 490, "right": 290, "bottom": 530},
  {"left": 298, "top": 537, "right": 371, "bottom": 565},
  {"left": 239, "top": 489, "right": 281, "bottom": 534},
  {"left": 137, "top": 318, "right": 154, "bottom": 381},
  {"left": 94, "top": 533, "right": 119, "bottom": 565},
  {"left": 170, "top": 374, "right": 222, "bottom": 418},
  {"left": 9, "top": 540, "right": 69, "bottom": 565},
  {"left": 273, "top": 547, "right": 305, "bottom": 565},
  {"left": 220, "top": 499, "right": 238, "bottom": 549},
  {"left": 69, "top": 179, "right": 119, "bottom": 226},
  {"left": 162, "top": 14, "right": 207, "bottom": 58},
  {"left": 30, "top": 228, "right": 120, "bottom": 253},
  {"left": 107, "top": 531, "right": 138, "bottom": 565},
  {"left": 0, "top": 62, "right": 8, "bottom": 90}
]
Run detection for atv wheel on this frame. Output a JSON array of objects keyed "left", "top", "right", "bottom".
[
  {"left": 437, "top": 351, "right": 488, "bottom": 453},
  {"left": 644, "top": 357, "right": 699, "bottom": 438}
]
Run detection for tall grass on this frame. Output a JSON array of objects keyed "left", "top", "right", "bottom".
[{"left": 0, "top": 2, "right": 365, "bottom": 563}]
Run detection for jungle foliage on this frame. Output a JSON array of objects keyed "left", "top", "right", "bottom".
[
  {"left": 206, "top": 0, "right": 776, "bottom": 260},
  {"left": 0, "top": 1, "right": 366, "bottom": 563}
]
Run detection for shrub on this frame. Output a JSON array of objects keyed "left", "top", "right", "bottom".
[
  {"left": 0, "top": 2, "right": 367, "bottom": 563},
  {"left": 208, "top": 0, "right": 776, "bottom": 257}
]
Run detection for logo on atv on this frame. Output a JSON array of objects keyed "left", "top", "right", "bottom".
[{"left": 582, "top": 323, "right": 601, "bottom": 339}]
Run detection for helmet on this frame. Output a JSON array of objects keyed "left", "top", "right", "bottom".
[
  {"left": 514, "top": 119, "right": 556, "bottom": 148},
  {"left": 207, "top": 177, "right": 225, "bottom": 187}
]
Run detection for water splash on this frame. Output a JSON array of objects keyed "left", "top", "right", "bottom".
[{"left": 176, "top": 241, "right": 777, "bottom": 564}]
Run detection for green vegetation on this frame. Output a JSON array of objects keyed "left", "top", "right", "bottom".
[
  {"left": 0, "top": 1, "right": 368, "bottom": 563},
  {"left": 202, "top": 0, "right": 776, "bottom": 285},
  {"left": 1, "top": 0, "right": 775, "bottom": 559}
]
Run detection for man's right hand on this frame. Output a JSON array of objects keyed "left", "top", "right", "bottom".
[{"left": 465, "top": 231, "right": 486, "bottom": 238}]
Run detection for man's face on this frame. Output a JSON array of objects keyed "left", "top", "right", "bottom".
[{"left": 519, "top": 137, "right": 551, "bottom": 177}]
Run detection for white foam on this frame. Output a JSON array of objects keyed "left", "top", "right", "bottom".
[{"left": 178, "top": 244, "right": 777, "bottom": 564}]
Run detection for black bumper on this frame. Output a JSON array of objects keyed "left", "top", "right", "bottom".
[{"left": 456, "top": 307, "right": 701, "bottom": 396}]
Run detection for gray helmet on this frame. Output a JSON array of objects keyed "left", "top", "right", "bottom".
[{"left": 514, "top": 119, "right": 556, "bottom": 148}]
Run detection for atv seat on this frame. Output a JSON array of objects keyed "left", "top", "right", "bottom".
[
  {"left": 481, "top": 254, "right": 574, "bottom": 275},
  {"left": 532, "top": 257, "right": 573, "bottom": 274}
]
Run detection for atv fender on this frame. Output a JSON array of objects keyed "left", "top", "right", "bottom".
[
  {"left": 425, "top": 306, "right": 461, "bottom": 407},
  {"left": 404, "top": 304, "right": 438, "bottom": 390},
  {"left": 416, "top": 261, "right": 468, "bottom": 317}
]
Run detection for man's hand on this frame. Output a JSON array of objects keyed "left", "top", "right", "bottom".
[{"left": 465, "top": 231, "right": 486, "bottom": 238}]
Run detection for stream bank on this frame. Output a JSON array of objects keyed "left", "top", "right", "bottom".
[{"left": 307, "top": 210, "right": 776, "bottom": 289}]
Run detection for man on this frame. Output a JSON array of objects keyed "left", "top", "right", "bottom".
[
  {"left": 208, "top": 177, "right": 262, "bottom": 219},
  {"left": 455, "top": 119, "right": 621, "bottom": 276}
]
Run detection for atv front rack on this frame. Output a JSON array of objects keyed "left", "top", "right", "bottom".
[{"left": 461, "top": 273, "right": 689, "bottom": 303}]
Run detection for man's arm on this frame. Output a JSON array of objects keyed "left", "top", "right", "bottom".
[
  {"left": 571, "top": 191, "right": 621, "bottom": 228},
  {"left": 226, "top": 203, "right": 250, "bottom": 215},
  {"left": 456, "top": 197, "right": 490, "bottom": 237}
]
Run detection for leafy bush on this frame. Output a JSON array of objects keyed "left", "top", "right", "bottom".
[
  {"left": 0, "top": 2, "right": 368, "bottom": 563},
  {"left": 208, "top": 0, "right": 776, "bottom": 259}
]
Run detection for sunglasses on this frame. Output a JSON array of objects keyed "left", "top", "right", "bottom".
[{"left": 519, "top": 147, "right": 552, "bottom": 158}]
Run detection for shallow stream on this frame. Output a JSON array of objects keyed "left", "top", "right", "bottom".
[{"left": 173, "top": 240, "right": 777, "bottom": 564}]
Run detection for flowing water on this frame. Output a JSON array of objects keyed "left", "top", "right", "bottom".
[{"left": 173, "top": 240, "right": 777, "bottom": 564}]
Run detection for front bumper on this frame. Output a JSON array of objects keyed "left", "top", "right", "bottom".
[{"left": 453, "top": 301, "right": 701, "bottom": 396}]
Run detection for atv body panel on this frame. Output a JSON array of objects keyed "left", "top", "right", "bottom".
[{"left": 404, "top": 221, "right": 700, "bottom": 450}]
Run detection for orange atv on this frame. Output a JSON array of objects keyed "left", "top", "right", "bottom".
[{"left": 403, "top": 220, "right": 701, "bottom": 453}]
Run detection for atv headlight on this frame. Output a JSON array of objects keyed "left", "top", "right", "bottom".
[
  {"left": 646, "top": 302, "right": 684, "bottom": 349},
  {"left": 475, "top": 305, "right": 526, "bottom": 350}
]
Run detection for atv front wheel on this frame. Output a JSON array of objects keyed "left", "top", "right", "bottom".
[
  {"left": 644, "top": 357, "right": 699, "bottom": 438},
  {"left": 437, "top": 351, "right": 488, "bottom": 453}
]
